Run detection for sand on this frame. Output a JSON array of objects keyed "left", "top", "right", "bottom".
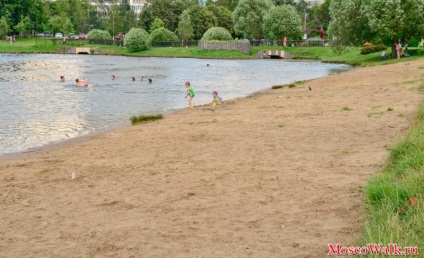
[{"left": 1, "top": 59, "right": 423, "bottom": 257}]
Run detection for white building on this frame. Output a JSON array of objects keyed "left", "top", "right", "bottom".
[{"left": 293, "top": 0, "right": 325, "bottom": 5}]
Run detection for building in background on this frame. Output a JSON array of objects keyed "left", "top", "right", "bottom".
[{"left": 293, "top": 0, "right": 325, "bottom": 5}]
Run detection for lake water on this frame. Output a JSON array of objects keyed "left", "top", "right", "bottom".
[{"left": 0, "top": 54, "right": 350, "bottom": 156}]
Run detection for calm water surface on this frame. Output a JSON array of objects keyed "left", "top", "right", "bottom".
[{"left": 0, "top": 54, "right": 350, "bottom": 156}]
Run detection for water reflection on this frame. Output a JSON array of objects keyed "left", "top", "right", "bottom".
[{"left": 0, "top": 54, "right": 350, "bottom": 156}]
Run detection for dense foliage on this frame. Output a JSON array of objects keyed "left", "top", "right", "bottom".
[
  {"left": 232, "top": 0, "right": 274, "bottom": 39},
  {"left": 87, "top": 29, "right": 111, "bottom": 40},
  {"left": 150, "top": 27, "right": 178, "bottom": 42},
  {"left": 201, "top": 27, "right": 233, "bottom": 41},
  {"left": 263, "top": 5, "right": 303, "bottom": 40},
  {"left": 360, "top": 44, "right": 387, "bottom": 55},
  {"left": 329, "top": 0, "right": 424, "bottom": 57},
  {"left": 124, "top": 28, "right": 150, "bottom": 52},
  {"left": 177, "top": 10, "right": 194, "bottom": 40}
]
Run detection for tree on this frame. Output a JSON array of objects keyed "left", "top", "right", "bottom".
[
  {"left": 215, "top": 0, "right": 239, "bottom": 11},
  {"left": 139, "top": 0, "right": 187, "bottom": 32},
  {"left": 187, "top": 6, "right": 218, "bottom": 39},
  {"left": 14, "top": 15, "right": 31, "bottom": 37},
  {"left": 363, "top": 0, "right": 424, "bottom": 58},
  {"left": 233, "top": 0, "right": 274, "bottom": 39},
  {"left": 49, "top": 14, "right": 72, "bottom": 34},
  {"left": 124, "top": 27, "right": 150, "bottom": 52},
  {"left": 328, "top": 0, "right": 424, "bottom": 57},
  {"left": 62, "top": 18, "right": 74, "bottom": 35},
  {"left": 328, "top": 0, "right": 373, "bottom": 51},
  {"left": 206, "top": 5, "right": 234, "bottom": 35},
  {"left": 150, "top": 27, "right": 178, "bottom": 42},
  {"left": 177, "top": 10, "right": 194, "bottom": 40},
  {"left": 149, "top": 18, "right": 165, "bottom": 33},
  {"left": 87, "top": 29, "right": 111, "bottom": 40},
  {"left": 263, "top": 5, "right": 302, "bottom": 40},
  {"left": 0, "top": 15, "right": 10, "bottom": 37},
  {"left": 201, "top": 27, "right": 233, "bottom": 41}
]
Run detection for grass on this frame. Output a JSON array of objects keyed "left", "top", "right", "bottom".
[
  {"left": 342, "top": 106, "right": 353, "bottom": 111},
  {"left": 130, "top": 114, "right": 163, "bottom": 125},
  {"left": 359, "top": 91, "right": 424, "bottom": 254},
  {"left": 387, "top": 107, "right": 394, "bottom": 112},
  {"left": 3, "top": 38, "right": 424, "bottom": 67}
]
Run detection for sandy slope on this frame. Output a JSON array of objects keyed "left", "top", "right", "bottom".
[{"left": 0, "top": 60, "right": 423, "bottom": 257}]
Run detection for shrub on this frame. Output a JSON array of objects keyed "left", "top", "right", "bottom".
[
  {"left": 150, "top": 28, "right": 178, "bottom": 42},
  {"left": 361, "top": 44, "right": 387, "bottom": 55},
  {"left": 130, "top": 114, "right": 163, "bottom": 125},
  {"left": 87, "top": 29, "right": 111, "bottom": 40},
  {"left": 201, "top": 27, "right": 232, "bottom": 41},
  {"left": 124, "top": 28, "right": 150, "bottom": 52}
]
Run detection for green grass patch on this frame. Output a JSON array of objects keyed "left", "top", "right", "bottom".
[
  {"left": 342, "top": 106, "right": 353, "bottom": 111},
  {"left": 387, "top": 107, "right": 394, "bottom": 112},
  {"left": 2, "top": 38, "right": 424, "bottom": 66},
  {"left": 359, "top": 99, "right": 424, "bottom": 253},
  {"left": 130, "top": 114, "right": 163, "bottom": 125},
  {"left": 271, "top": 85, "right": 284, "bottom": 89}
]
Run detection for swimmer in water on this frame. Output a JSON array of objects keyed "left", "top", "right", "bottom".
[
  {"left": 148, "top": 79, "right": 152, "bottom": 84},
  {"left": 111, "top": 75, "right": 115, "bottom": 80},
  {"left": 132, "top": 77, "right": 136, "bottom": 82},
  {"left": 141, "top": 76, "right": 144, "bottom": 81},
  {"left": 75, "top": 79, "right": 90, "bottom": 87},
  {"left": 60, "top": 76, "right": 65, "bottom": 82}
]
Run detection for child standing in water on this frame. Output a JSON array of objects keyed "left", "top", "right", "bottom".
[
  {"left": 185, "top": 82, "right": 195, "bottom": 107},
  {"left": 211, "top": 91, "right": 222, "bottom": 106}
]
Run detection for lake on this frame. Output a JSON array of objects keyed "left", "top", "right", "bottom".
[{"left": 0, "top": 54, "right": 350, "bottom": 156}]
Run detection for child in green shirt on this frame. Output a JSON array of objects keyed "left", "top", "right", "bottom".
[{"left": 185, "top": 82, "right": 195, "bottom": 107}]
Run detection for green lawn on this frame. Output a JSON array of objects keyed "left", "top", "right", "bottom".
[
  {"left": 359, "top": 75, "right": 424, "bottom": 255},
  {"left": 3, "top": 37, "right": 424, "bottom": 67}
]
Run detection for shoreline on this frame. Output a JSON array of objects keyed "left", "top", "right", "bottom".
[{"left": 1, "top": 59, "right": 423, "bottom": 257}]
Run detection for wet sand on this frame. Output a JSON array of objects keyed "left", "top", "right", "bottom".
[{"left": 0, "top": 59, "right": 423, "bottom": 257}]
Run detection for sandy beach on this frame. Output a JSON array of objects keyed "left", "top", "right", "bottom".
[{"left": 1, "top": 59, "right": 423, "bottom": 257}]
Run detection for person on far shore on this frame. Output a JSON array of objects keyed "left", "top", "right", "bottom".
[
  {"left": 395, "top": 43, "right": 401, "bottom": 59},
  {"left": 111, "top": 75, "right": 115, "bottom": 80},
  {"left": 75, "top": 79, "right": 90, "bottom": 87},
  {"left": 185, "top": 81, "right": 195, "bottom": 107},
  {"left": 148, "top": 79, "right": 152, "bottom": 84},
  {"left": 381, "top": 50, "right": 386, "bottom": 61},
  {"left": 141, "top": 76, "right": 144, "bottom": 81},
  {"left": 211, "top": 91, "right": 222, "bottom": 106},
  {"left": 60, "top": 76, "right": 65, "bottom": 82}
]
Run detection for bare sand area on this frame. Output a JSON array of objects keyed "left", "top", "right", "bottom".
[{"left": 1, "top": 60, "right": 424, "bottom": 257}]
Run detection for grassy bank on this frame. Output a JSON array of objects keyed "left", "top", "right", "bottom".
[
  {"left": 359, "top": 73, "right": 424, "bottom": 254},
  {"left": 2, "top": 38, "right": 424, "bottom": 66}
]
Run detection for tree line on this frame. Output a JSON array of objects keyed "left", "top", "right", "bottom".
[
  {"left": 0, "top": 0, "right": 331, "bottom": 40},
  {"left": 1, "top": 0, "right": 423, "bottom": 55}
]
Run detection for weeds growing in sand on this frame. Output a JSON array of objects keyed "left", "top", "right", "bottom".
[
  {"left": 342, "top": 106, "right": 353, "bottom": 111},
  {"left": 387, "top": 107, "right": 393, "bottom": 112},
  {"left": 272, "top": 85, "right": 284, "bottom": 89},
  {"left": 295, "top": 80, "right": 307, "bottom": 85},
  {"left": 359, "top": 101, "right": 424, "bottom": 252},
  {"left": 398, "top": 113, "right": 404, "bottom": 118},
  {"left": 288, "top": 84, "right": 296, "bottom": 88},
  {"left": 130, "top": 114, "right": 163, "bottom": 125}
]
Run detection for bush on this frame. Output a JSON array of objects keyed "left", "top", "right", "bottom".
[
  {"left": 130, "top": 114, "right": 163, "bottom": 125},
  {"left": 361, "top": 44, "right": 387, "bottom": 55},
  {"left": 87, "top": 29, "right": 111, "bottom": 40},
  {"left": 149, "top": 28, "right": 178, "bottom": 42},
  {"left": 201, "top": 27, "right": 232, "bottom": 41},
  {"left": 124, "top": 28, "right": 150, "bottom": 52}
]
